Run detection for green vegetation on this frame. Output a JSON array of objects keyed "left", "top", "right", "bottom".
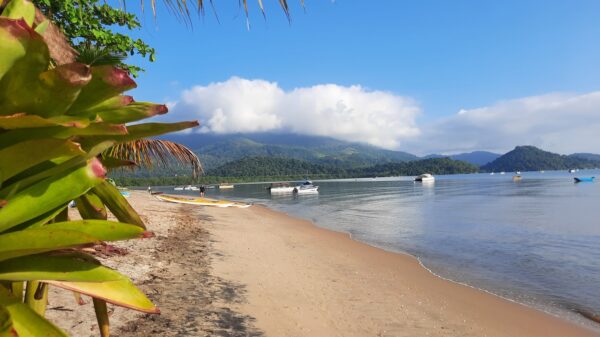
[
  {"left": 111, "top": 156, "right": 479, "bottom": 186},
  {"left": 0, "top": 1, "right": 197, "bottom": 335},
  {"left": 31, "top": 0, "right": 155, "bottom": 76},
  {"left": 162, "top": 133, "right": 419, "bottom": 169},
  {"left": 482, "top": 146, "right": 600, "bottom": 172}
]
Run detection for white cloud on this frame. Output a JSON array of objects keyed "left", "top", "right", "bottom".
[
  {"left": 171, "top": 77, "right": 421, "bottom": 149},
  {"left": 406, "top": 92, "right": 600, "bottom": 155},
  {"left": 169, "top": 77, "right": 600, "bottom": 155}
]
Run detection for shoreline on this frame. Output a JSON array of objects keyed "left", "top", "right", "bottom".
[
  {"left": 247, "top": 200, "right": 599, "bottom": 331},
  {"left": 46, "top": 191, "right": 599, "bottom": 336},
  {"left": 206, "top": 200, "right": 599, "bottom": 336}
]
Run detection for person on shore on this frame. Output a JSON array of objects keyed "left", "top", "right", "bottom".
[
  {"left": 200, "top": 185, "right": 206, "bottom": 197},
  {"left": 147, "top": 186, "right": 152, "bottom": 194}
]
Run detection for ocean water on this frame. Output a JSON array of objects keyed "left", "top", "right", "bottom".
[{"left": 159, "top": 170, "right": 600, "bottom": 329}]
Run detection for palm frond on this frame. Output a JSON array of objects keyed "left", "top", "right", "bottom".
[
  {"left": 77, "top": 46, "right": 127, "bottom": 66},
  {"left": 104, "top": 139, "right": 203, "bottom": 178},
  {"left": 146, "top": 0, "right": 292, "bottom": 21}
]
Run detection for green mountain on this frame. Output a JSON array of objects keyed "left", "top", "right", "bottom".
[
  {"left": 424, "top": 151, "right": 500, "bottom": 166},
  {"left": 482, "top": 146, "right": 600, "bottom": 172},
  {"left": 207, "top": 156, "right": 478, "bottom": 179},
  {"left": 353, "top": 157, "right": 479, "bottom": 177},
  {"left": 207, "top": 157, "right": 335, "bottom": 177},
  {"left": 161, "top": 133, "right": 418, "bottom": 169},
  {"left": 569, "top": 153, "right": 600, "bottom": 162}
]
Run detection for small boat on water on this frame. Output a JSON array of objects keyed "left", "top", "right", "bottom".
[
  {"left": 500, "top": 171, "right": 506, "bottom": 175},
  {"left": 569, "top": 169, "right": 576, "bottom": 173},
  {"left": 574, "top": 177, "right": 595, "bottom": 183},
  {"left": 516, "top": 171, "right": 521, "bottom": 175},
  {"left": 219, "top": 183, "right": 235, "bottom": 189},
  {"left": 174, "top": 186, "right": 184, "bottom": 191},
  {"left": 490, "top": 172, "right": 495, "bottom": 175},
  {"left": 414, "top": 173, "right": 435, "bottom": 182},
  {"left": 294, "top": 180, "right": 319, "bottom": 194},
  {"left": 155, "top": 194, "right": 251, "bottom": 208},
  {"left": 512, "top": 175, "right": 522, "bottom": 182},
  {"left": 268, "top": 182, "right": 295, "bottom": 194}
]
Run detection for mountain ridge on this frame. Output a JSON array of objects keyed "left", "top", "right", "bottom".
[{"left": 482, "top": 146, "right": 600, "bottom": 172}]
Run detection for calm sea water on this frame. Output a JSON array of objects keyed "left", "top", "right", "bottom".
[{"left": 158, "top": 170, "right": 600, "bottom": 329}]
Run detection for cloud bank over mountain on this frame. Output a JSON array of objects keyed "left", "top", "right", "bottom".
[
  {"left": 170, "top": 77, "right": 600, "bottom": 154},
  {"left": 170, "top": 77, "right": 421, "bottom": 149}
]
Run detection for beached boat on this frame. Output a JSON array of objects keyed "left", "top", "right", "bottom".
[
  {"left": 219, "top": 183, "right": 235, "bottom": 189},
  {"left": 414, "top": 173, "right": 435, "bottom": 182},
  {"left": 294, "top": 180, "right": 319, "bottom": 194},
  {"left": 155, "top": 194, "right": 251, "bottom": 208},
  {"left": 574, "top": 177, "right": 595, "bottom": 183},
  {"left": 268, "top": 182, "right": 295, "bottom": 194}
]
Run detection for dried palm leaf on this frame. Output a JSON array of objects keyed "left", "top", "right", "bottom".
[{"left": 104, "top": 139, "right": 203, "bottom": 178}]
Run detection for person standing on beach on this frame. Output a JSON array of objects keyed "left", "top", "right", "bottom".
[{"left": 200, "top": 185, "right": 206, "bottom": 197}]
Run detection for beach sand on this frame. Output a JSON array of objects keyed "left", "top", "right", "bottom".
[{"left": 46, "top": 191, "right": 599, "bottom": 336}]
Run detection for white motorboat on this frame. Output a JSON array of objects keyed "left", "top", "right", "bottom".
[
  {"left": 414, "top": 173, "right": 435, "bottom": 182},
  {"left": 294, "top": 180, "right": 319, "bottom": 194},
  {"left": 268, "top": 182, "right": 295, "bottom": 194},
  {"left": 174, "top": 186, "right": 184, "bottom": 191}
]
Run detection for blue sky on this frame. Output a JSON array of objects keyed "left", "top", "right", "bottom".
[{"left": 126, "top": 1, "right": 600, "bottom": 154}]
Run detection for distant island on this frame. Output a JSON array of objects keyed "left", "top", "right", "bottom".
[
  {"left": 110, "top": 133, "right": 600, "bottom": 186},
  {"left": 481, "top": 146, "right": 600, "bottom": 172}
]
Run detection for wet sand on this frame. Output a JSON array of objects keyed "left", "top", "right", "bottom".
[{"left": 47, "top": 191, "right": 599, "bottom": 336}]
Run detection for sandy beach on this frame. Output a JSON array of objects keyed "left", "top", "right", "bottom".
[{"left": 47, "top": 191, "right": 599, "bottom": 337}]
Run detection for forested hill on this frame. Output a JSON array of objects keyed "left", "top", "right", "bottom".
[
  {"left": 569, "top": 153, "right": 600, "bottom": 162},
  {"left": 161, "top": 133, "right": 418, "bottom": 169},
  {"left": 352, "top": 157, "right": 479, "bottom": 177},
  {"left": 207, "top": 157, "right": 334, "bottom": 177},
  {"left": 207, "top": 156, "right": 479, "bottom": 179},
  {"left": 482, "top": 146, "right": 600, "bottom": 172},
  {"left": 424, "top": 151, "right": 500, "bottom": 166}
]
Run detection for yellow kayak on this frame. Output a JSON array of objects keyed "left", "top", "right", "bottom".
[{"left": 155, "top": 194, "right": 251, "bottom": 208}]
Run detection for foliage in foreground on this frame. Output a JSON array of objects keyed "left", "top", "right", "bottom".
[
  {"left": 31, "top": 0, "right": 155, "bottom": 76},
  {"left": 0, "top": 1, "right": 197, "bottom": 335}
]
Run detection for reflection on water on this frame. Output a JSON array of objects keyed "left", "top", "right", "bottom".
[{"left": 160, "top": 170, "right": 600, "bottom": 329}]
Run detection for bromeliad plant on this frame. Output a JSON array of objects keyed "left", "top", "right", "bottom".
[{"left": 0, "top": 0, "right": 198, "bottom": 335}]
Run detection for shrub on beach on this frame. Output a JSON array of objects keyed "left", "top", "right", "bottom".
[{"left": 0, "top": 0, "right": 198, "bottom": 335}]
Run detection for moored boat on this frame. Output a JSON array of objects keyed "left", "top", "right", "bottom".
[
  {"left": 414, "top": 173, "right": 435, "bottom": 182},
  {"left": 294, "top": 180, "right": 319, "bottom": 194},
  {"left": 574, "top": 177, "right": 595, "bottom": 183},
  {"left": 512, "top": 175, "right": 522, "bottom": 182},
  {"left": 219, "top": 183, "right": 235, "bottom": 189},
  {"left": 268, "top": 182, "right": 295, "bottom": 194}
]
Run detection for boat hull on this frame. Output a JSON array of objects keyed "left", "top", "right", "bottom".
[
  {"left": 269, "top": 187, "right": 295, "bottom": 194},
  {"left": 574, "top": 177, "right": 595, "bottom": 183}
]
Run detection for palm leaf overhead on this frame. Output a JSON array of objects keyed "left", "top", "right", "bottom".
[
  {"left": 104, "top": 139, "right": 203, "bottom": 178},
  {"left": 147, "top": 0, "right": 294, "bottom": 20}
]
